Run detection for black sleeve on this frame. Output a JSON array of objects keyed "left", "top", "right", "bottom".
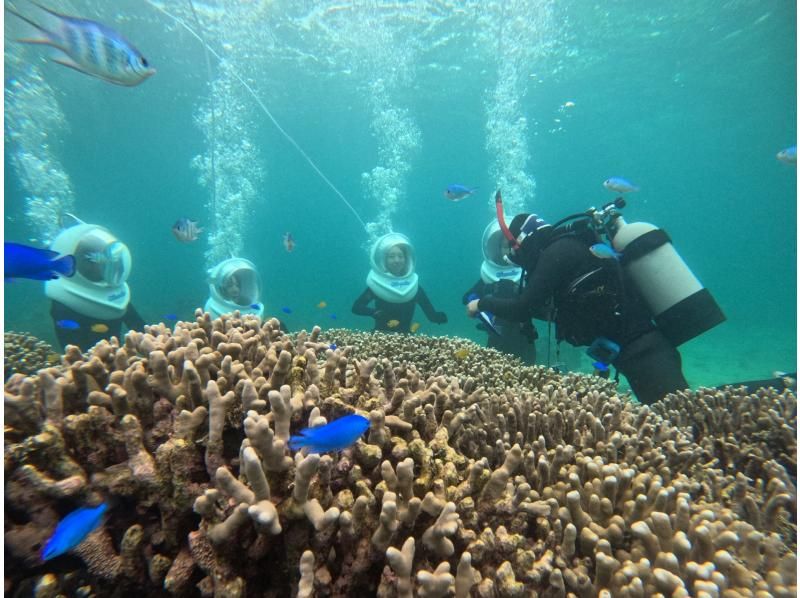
[
  {"left": 124, "top": 304, "right": 146, "bottom": 331},
  {"left": 351, "top": 288, "right": 377, "bottom": 316},
  {"left": 462, "top": 280, "right": 486, "bottom": 304},
  {"left": 416, "top": 286, "right": 444, "bottom": 321},
  {"left": 478, "top": 239, "right": 584, "bottom": 322}
]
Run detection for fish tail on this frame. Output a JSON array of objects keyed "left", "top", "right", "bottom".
[
  {"left": 6, "top": 3, "right": 56, "bottom": 45},
  {"left": 288, "top": 435, "right": 307, "bottom": 451},
  {"left": 53, "top": 254, "right": 76, "bottom": 277}
]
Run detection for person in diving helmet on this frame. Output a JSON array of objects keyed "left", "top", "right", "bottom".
[
  {"left": 45, "top": 216, "right": 145, "bottom": 350},
  {"left": 462, "top": 221, "right": 537, "bottom": 364},
  {"left": 352, "top": 232, "right": 448, "bottom": 333},
  {"left": 466, "top": 209, "right": 689, "bottom": 405},
  {"left": 204, "top": 257, "right": 265, "bottom": 320}
]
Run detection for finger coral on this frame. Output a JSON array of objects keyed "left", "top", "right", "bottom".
[{"left": 4, "top": 313, "right": 796, "bottom": 596}]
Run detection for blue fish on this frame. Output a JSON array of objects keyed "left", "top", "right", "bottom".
[
  {"left": 603, "top": 177, "right": 639, "bottom": 193},
  {"left": 42, "top": 503, "right": 108, "bottom": 561},
  {"left": 589, "top": 243, "right": 622, "bottom": 260},
  {"left": 329, "top": 314, "right": 338, "bottom": 320},
  {"left": 7, "top": 1, "right": 155, "bottom": 87},
  {"left": 5, "top": 242, "right": 75, "bottom": 281},
  {"left": 444, "top": 184, "right": 478, "bottom": 201},
  {"left": 163, "top": 313, "right": 178, "bottom": 321},
  {"left": 329, "top": 343, "right": 337, "bottom": 350},
  {"left": 777, "top": 146, "right": 797, "bottom": 165},
  {"left": 250, "top": 303, "right": 260, "bottom": 310},
  {"left": 281, "top": 307, "right": 292, "bottom": 314},
  {"left": 56, "top": 319, "right": 80, "bottom": 329},
  {"left": 592, "top": 361, "right": 609, "bottom": 372},
  {"left": 288, "top": 414, "right": 370, "bottom": 453}
]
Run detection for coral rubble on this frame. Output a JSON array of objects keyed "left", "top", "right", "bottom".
[{"left": 4, "top": 312, "right": 797, "bottom": 597}]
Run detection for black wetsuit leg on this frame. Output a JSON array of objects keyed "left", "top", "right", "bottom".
[{"left": 615, "top": 329, "right": 689, "bottom": 404}]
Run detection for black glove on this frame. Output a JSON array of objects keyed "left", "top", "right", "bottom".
[{"left": 431, "top": 312, "right": 448, "bottom": 324}]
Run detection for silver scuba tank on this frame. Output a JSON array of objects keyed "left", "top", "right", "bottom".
[{"left": 610, "top": 217, "right": 725, "bottom": 346}]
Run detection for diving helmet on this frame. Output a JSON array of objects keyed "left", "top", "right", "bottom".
[
  {"left": 44, "top": 218, "right": 132, "bottom": 319},
  {"left": 480, "top": 221, "right": 522, "bottom": 284},
  {"left": 366, "top": 232, "right": 419, "bottom": 303},
  {"left": 204, "top": 257, "right": 264, "bottom": 319}
]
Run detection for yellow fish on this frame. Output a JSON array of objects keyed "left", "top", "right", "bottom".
[
  {"left": 387, "top": 319, "right": 400, "bottom": 329},
  {"left": 410, "top": 322, "right": 421, "bottom": 333},
  {"left": 90, "top": 323, "right": 109, "bottom": 333},
  {"left": 317, "top": 301, "right": 327, "bottom": 309},
  {"left": 454, "top": 347, "right": 470, "bottom": 360}
]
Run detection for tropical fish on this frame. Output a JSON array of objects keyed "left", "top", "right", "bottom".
[
  {"left": 281, "top": 307, "right": 292, "bottom": 314},
  {"left": 317, "top": 301, "right": 327, "bottom": 309},
  {"left": 410, "top": 322, "right": 421, "bottom": 333},
  {"left": 42, "top": 503, "right": 108, "bottom": 561},
  {"left": 283, "top": 232, "right": 295, "bottom": 252},
  {"left": 7, "top": 2, "right": 155, "bottom": 87},
  {"left": 454, "top": 347, "right": 470, "bottom": 360},
  {"left": 288, "top": 414, "right": 370, "bottom": 453},
  {"left": 163, "top": 313, "right": 178, "bottom": 321},
  {"left": 603, "top": 177, "right": 639, "bottom": 193},
  {"left": 444, "top": 184, "right": 478, "bottom": 201},
  {"left": 589, "top": 243, "right": 621, "bottom": 260},
  {"left": 172, "top": 218, "right": 202, "bottom": 243},
  {"left": 5, "top": 242, "right": 75, "bottom": 281},
  {"left": 329, "top": 343, "right": 337, "bottom": 351},
  {"left": 386, "top": 319, "right": 400, "bottom": 329},
  {"left": 250, "top": 303, "right": 260, "bottom": 310},
  {"left": 329, "top": 314, "right": 337, "bottom": 320},
  {"left": 592, "top": 361, "right": 609, "bottom": 372},
  {"left": 777, "top": 146, "right": 797, "bottom": 164},
  {"left": 56, "top": 319, "right": 80, "bottom": 329},
  {"left": 90, "top": 323, "right": 109, "bottom": 333}
]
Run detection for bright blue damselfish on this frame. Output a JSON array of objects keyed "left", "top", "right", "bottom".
[
  {"left": 55, "top": 319, "right": 80, "bottom": 329},
  {"left": 589, "top": 243, "right": 622, "bottom": 260},
  {"left": 5, "top": 242, "right": 75, "bottom": 281},
  {"left": 288, "top": 414, "right": 370, "bottom": 453},
  {"left": 42, "top": 503, "right": 108, "bottom": 561},
  {"left": 444, "top": 184, "right": 478, "bottom": 201}
]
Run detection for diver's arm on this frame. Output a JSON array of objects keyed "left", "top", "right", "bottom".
[
  {"left": 351, "top": 288, "right": 378, "bottom": 316},
  {"left": 417, "top": 287, "right": 447, "bottom": 324},
  {"left": 479, "top": 240, "right": 582, "bottom": 321}
]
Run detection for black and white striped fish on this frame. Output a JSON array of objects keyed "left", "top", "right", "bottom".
[{"left": 7, "top": 1, "right": 155, "bottom": 86}]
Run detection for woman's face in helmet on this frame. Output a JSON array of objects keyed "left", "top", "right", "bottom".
[
  {"left": 222, "top": 274, "right": 242, "bottom": 302},
  {"left": 385, "top": 246, "right": 407, "bottom": 276}
]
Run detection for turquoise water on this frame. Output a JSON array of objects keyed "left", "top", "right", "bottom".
[{"left": 4, "top": 0, "right": 796, "bottom": 389}]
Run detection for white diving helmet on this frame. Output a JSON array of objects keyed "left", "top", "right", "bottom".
[
  {"left": 204, "top": 257, "right": 264, "bottom": 320},
  {"left": 44, "top": 218, "right": 132, "bottom": 319},
  {"left": 366, "top": 232, "right": 419, "bottom": 303},
  {"left": 481, "top": 221, "right": 522, "bottom": 284}
]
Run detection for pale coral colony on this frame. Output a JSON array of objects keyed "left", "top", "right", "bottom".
[{"left": 4, "top": 311, "right": 797, "bottom": 597}]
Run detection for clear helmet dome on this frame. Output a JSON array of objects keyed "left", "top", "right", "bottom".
[
  {"left": 51, "top": 223, "right": 132, "bottom": 287},
  {"left": 480, "top": 221, "right": 521, "bottom": 284},
  {"left": 209, "top": 258, "right": 261, "bottom": 306},
  {"left": 370, "top": 232, "right": 416, "bottom": 277}
]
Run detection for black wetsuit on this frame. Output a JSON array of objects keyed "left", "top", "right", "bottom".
[
  {"left": 51, "top": 300, "right": 146, "bottom": 351},
  {"left": 478, "top": 235, "right": 688, "bottom": 404},
  {"left": 352, "top": 287, "right": 447, "bottom": 333},
  {"left": 462, "top": 279, "right": 537, "bottom": 364}
]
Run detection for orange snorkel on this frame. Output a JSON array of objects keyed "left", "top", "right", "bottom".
[{"left": 495, "top": 189, "right": 520, "bottom": 250}]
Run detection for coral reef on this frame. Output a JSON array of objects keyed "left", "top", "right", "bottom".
[
  {"left": 4, "top": 312, "right": 797, "bottom": 597},
  {"left": 4, "top": 331, "right": 59, "bottom": 380}
]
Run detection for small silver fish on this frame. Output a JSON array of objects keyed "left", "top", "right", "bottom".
[
  {"left": 7, "top": 1, "right": 155, "bottom": 87},
  {"left": 172, "top": 218, "right": 203, "bottom": 243},
  {"left": 603, "top": 177, "right": 640, "bottom": 193}
]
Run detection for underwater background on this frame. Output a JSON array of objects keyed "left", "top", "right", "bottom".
[{"left": 4, "top": 0, "right": 797, "bottom": 390}]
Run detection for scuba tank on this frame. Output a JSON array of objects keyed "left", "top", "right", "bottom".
[{"left": 608, "top": 215, "right": 725, "bottom": 346}]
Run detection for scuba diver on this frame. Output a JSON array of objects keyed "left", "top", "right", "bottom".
[
  {"left": 45, "top": 215, "right": 145, "bottom": 350},
  {"left": 204, "top": 257, "right": 265, "bottom": 320},
  {"left": 467, "top": 190, "right": 727, "bottom": 404},
  {"left": 462, "top": 221, "right": 537, "bottom": 364},
  {"left": 352, "top": 232, "right": 448, "bottom": 333}
]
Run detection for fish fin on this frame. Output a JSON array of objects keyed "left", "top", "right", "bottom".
[
  {"left": 54, "top": 254, "right": 76, "bottom": 277},
  {"left": 6, "top": 3, "right": 58, "bottom": 44}
]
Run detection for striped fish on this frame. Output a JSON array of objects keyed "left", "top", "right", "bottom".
[{"left": 7, "top": 1, "right": 155, "bottom": 86}]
